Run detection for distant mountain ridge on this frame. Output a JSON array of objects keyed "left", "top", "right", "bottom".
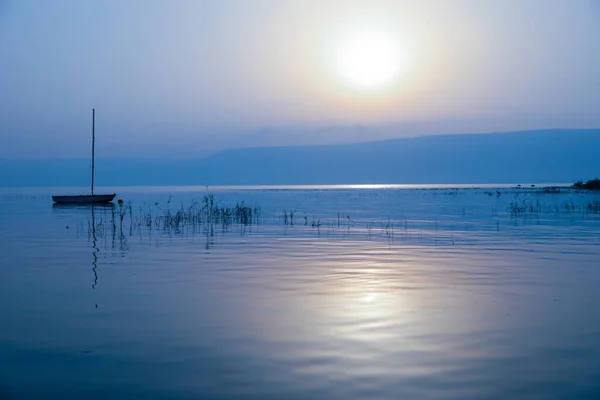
[{"left": 1, "top": 129, "right": 599, "bottom": 186}]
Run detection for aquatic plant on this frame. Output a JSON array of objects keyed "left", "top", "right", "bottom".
[
  {"left": 508, "top": 200, "right": 530, "bottom": 216},
  {"left": 76, "top": 187, "right": 600, "bottom": 252},
  {"left": 282, "top": 209, "right": 296, "bottom": 225},
  {"left": 129, "top": 194, "right": 262, "bottom": 232},
  {"left": 588, "top": 200, "right": 600, "bottom": 214},
  {"left": 540, "top": 186, "right": 564, "bottom": 194},
  {"left": 573, "top": 178, "right": 600, "bottom": 191}
]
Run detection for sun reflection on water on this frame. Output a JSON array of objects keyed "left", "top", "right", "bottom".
[{"left": 362, "top": 293, "right": 377, "bottom": 303}]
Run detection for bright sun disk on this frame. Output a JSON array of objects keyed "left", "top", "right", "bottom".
[{"left": 335, "top": 31, "right": 405, "bottom": 90}]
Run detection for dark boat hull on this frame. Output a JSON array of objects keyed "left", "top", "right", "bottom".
[{"left": 52, "top": 194, "right": 116, "bottom": 204}]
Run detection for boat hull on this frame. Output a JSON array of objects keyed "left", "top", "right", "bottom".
[{"left": 52, "top": 194, "right": 116, "bottom": 204}]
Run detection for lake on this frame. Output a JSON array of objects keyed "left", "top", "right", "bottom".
[{"left": 1, "top": 185, "right": 599, "bottom": 399}]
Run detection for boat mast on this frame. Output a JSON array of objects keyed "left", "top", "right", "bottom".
[{"left": 91, "top": 108, "right": 95, "bottom": 195}]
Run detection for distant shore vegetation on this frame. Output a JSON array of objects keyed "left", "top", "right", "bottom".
[{"left": 573, "top": 178, "right": 600, "bottom": 190}]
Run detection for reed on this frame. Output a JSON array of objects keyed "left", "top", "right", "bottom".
[
  {"left": 588, "top": 200, "right": 600, "bottom": 214},
  {"left": 127, "top": 194, "right": 261, "bottom": 231},
  {"left": 80, "top": 188, "right": 599, "bottom": 247}
]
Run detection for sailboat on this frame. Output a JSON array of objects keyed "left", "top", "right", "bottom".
[{"left": 52, "top": 109, "right": 116, "bottom": 204}]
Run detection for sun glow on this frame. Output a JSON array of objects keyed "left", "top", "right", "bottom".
[
  {"left": 335, "top": 30, "right": 408, "bottom": 90},
  {"left": 362, "top": 293, "right": 378, "bottom": 303}
]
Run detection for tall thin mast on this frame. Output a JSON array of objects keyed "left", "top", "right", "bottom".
[{"left": 91, "top": 108, "right": 95, "bottom": 195}]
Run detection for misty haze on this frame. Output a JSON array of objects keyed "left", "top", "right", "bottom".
[{"left": 1, "top": 1, "right": 599, "bottom": 399}]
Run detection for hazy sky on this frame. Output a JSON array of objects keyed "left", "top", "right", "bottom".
[{"left": 1, "top": 0, "right": 599, "bottom": 159}]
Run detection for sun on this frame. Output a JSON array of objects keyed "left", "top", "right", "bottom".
[{"left": 335, "top": 30, "right": 407, "bottom": 90}]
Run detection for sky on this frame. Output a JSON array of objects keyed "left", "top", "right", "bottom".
[{"left": 0, "top": 0, "right": 599, "bottom": 159}]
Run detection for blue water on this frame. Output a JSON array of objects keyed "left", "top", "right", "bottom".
[{"left": 1, "top": 185, "right": 599, "bottom": 399}]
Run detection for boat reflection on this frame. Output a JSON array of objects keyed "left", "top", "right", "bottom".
[
  {"left": 91, "top": 206, "right": 99, "bottom": 289},
  {"left": 51, "top": 203, "right": 116, "bottom": 211},
  {"left": 52, "top": 203, "right": 125, "bottom": 289}
]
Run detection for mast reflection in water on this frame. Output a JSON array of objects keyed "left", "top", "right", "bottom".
[{"left": 52, "top": 203, "right": 119, "bottom": 290}]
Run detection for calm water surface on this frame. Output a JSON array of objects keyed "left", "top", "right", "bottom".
[{"left": 1, "top": 185, "right": 600, "bottom": 399}]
